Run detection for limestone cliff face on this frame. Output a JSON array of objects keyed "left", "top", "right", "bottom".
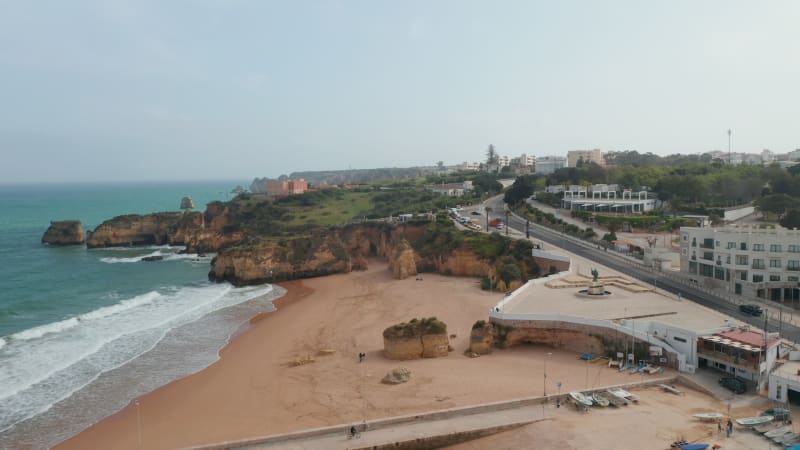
[
  {"left": 85, "top": 208, "right": 244, "bottom": 251},
  {"left": 389, "top": 240, "right": 418, "bottom": 280},
  {"left": 42, "top": 220, "right": 85, "bottom": 245},
  {"left": 209, "top": 235, "right": 351, "bottom": 285},
  {"left": 383, "top": 333, "right": 449, "bottom": 360}
]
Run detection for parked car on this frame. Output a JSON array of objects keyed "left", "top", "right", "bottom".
[
  {"left": 761, "top": 408, "right": 791, "bottom": 421},
  {"left": 471, "top": 211, "right": 481, "bottom": 216},
  {"left": 719, "top": 377, "right": 747, "bottom": 394},
  {"left": 739, "top": 304, "right": 763, "bottom": 316}
]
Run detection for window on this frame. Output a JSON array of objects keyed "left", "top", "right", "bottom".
[
  {"left": 682, "top": 234, "right": 688, "bottom": 241},
  {"left": 771, "top": 244, "right": 783, "bottom": 253},
  {"left": 769, "top": 259, "right": 782, "bottom": 268},
  {"left": 689, "top": 261, "right": 698, "bottom": 273},
  {"left": 789, "top": 260, "right": 800, "bottom": 271},
  {"left": 788, "top": 245, "right": 800, "bottom": 253},
  {"left": 702, "top": 238, "right": 714, "bottom": 249},
  {"left": 740, "top": 271, "right": 748, "bottom": 281},
  {"left": 692, "top": 237, "right": 697, "bottom": 247},
  {"left": 789, "top": 276, "right": 799, "bottom": 282},
  {"left": 752, "top": 259, "right": 765, "bottom": 269},
  {"left": 736, "top": 255, "right": 748, "bottom": 265},
  {"left": 715, "top": 267, "right": 725, "bottom": 280},
  {"left": 735, "top": 283, "right": 742, "bottom": 294},
  {"left": 681, "top": 248, "right": 687, "bottom": 255},
  {"left": 726, "top": 255, "right": 731, "bottom": 264},
  {"left": 753, "top": 274, "right": 764, "bottom": 282},
  {"left": 770, "top": 275, "right": 781, "bottom": 281},
  {"left": 700, "top": 264, "right": 714, "bottom": 277},
  {"left": 673, "top": 336, "right": 687, "bottom": 343},
  {"left": 703, "top": 252, "right": 713, "bottom": 261},
  {"left": 753, "top": 244, "right": 765, "bottom": 251},
  {"left": 740, "top": 242, "right": 748, "bottom": 250},
  {"left": 727, "top": 242, "right": 736, "bottom": 249}
]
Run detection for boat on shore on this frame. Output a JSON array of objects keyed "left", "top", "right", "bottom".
[
  {"left": 736, "top": 415, "right": 774, "bottom": 427},
  {"left": 569, "top": 391, "right": 594, "bottom": 408},
  {"left": 692, "top": 412, "right": 724, "bottom": 422},
  {"left": 658, "top": 384, "right": 683, "bottom": 395},
  {"left": 608, "top": 387, "right": 640, "bottom": 403},
  {"left": 678, "top": 444, "right": 709, "bottom": 450},
  {"left": 591, "top": 392, "right": 610, "bottom": 407},
  {"left": 603, "top": 390, "right": 628, "bottom": 406}
]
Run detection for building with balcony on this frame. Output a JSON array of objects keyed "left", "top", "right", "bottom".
[
  {"left": 560, "top": 185, "right": 655, "bottom": 214},
  {"left": 697, "top": 328, "right": 780, "bottom": 387},
  {"left": 679, "top": 226, "right": 800, "bottom": 304}
]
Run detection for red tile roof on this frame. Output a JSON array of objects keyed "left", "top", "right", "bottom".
[{"left": 717, "top": 329, "right": 780, "bottom": 349}]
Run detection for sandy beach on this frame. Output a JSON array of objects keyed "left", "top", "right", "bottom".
[{"left": 53, "top": 260, "right": 774, "bottom": 450}]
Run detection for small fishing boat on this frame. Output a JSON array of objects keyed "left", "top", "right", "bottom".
[
  {"left": 603, "top": 390, "right": 627, "bottom": 406},
  {"left": 608, "top": 387, "right": 640, "bottom": 402},
  {"left": 591, "top": 392, "right": 610, "bottom": 407},
  {"left": 764, "top": 425, "right": 791, "bottom": 438},
  {"left": 630, "top": 362, "right": 644, "bottom": 374},
  {"left": 692, "top": 412, "right": 724, "bottom": 421},
  {"left": 736, "top": 415, "right": 773, "bottom": 427},
  {"left": 619, "top": 362, "right": 631, "bottom": 372},
  {"left": 658, "top": 384, "right": 683, "bottom": 395},
  {"left": 569, "top": 391, "right": 594, "bottom": 408},
  {"left": 679, "top": 444, "right": 709, "bottom": 450},
  {"left": 647, "top": 365, "right": 663, "bottom": 374}
]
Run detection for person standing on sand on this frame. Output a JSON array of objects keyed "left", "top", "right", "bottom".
[
  {"left": 717, "top": 420, "right": 722, "bottom": 434},
  {"left": 726, "top": 418, "right": 733, "bottom": 437}
]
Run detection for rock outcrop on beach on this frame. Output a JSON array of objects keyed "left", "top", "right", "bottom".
[
  {"left": 382, "top": 318, "right": 449, "bottom": 360},
  {"left": 381, "top": 367, "right": 411, "bottom": 385},
  {"left": 41, "top": 220, "right": 85, "bottom": 245}
]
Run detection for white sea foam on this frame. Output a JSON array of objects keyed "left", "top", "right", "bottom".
[
  {"left": 0, "top": 282, "right": 275, "bottom": 435},
  {"left": 0, "top": 338, "right": 5, "bottom": 351},
  {"left": 99, "top": 250, "right": 163, "bottom": 264},
  {"left": 10, "top": 317, "right": 80, "bottom": 341},
  {"left": 79, "top": 291, "right": 162, "bottom": 322}
]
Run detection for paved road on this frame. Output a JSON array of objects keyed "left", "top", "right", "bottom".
[{"left": 484, "top": 197, "right": 800, "bottom": 344}]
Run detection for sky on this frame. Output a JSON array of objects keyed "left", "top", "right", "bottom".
[{"left": 1, "top": 1, "right": 799, "bottom": 183}]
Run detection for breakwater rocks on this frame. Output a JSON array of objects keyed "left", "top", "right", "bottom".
[{"left": 41, "top": 220, "right": 85, "bottom": 245}]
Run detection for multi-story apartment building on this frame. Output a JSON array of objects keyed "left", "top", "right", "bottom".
[
  {"left": 266, "top": 179, "right": 309, "bottom": 197},
  {"left": 679, "top": 226, "right": 800, "bottom": 303},
  {"left": 567, "top": 149, "right": 605, "bottom": 167},
  {"left": 535, "top": 156, "right": 566, "bottom": 174}
]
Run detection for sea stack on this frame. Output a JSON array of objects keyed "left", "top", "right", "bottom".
[
  {"left": 180, "top": 196, "right": 195, "bottom": 210},
  {"left": 42, "top": 220, "right": 85, "bottom": 245}
]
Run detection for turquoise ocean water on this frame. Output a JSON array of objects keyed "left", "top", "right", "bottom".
[{"left": 0, "top": 182, "right": 282, "bottom": 449}]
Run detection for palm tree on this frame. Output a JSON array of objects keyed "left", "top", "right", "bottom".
[{"left": 484, "top": 205, "right": 493, "bottom": 231}]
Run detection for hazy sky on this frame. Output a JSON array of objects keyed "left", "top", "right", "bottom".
[{"left": 2, "top": 1, "right": 799, "bottom": 182}]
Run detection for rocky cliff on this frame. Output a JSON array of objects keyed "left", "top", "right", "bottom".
[
  {"left": 85, "top": 205, "right": 243, "bottom": 251},
  {"left": 42, "top": 220, "right": 85, "bottom": 245},
  {"left": 382, "top": 318, "right": 449, "bottom": 360}
]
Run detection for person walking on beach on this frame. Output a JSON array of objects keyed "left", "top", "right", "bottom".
[
  {"left": 726, "top": 418, "right": 733, "bottom": 437},
  {"left": 717, "top": 420, "right": 722, "bottom": 434},
  {"left": 358, "top": 352, "right": 365, "bottom": 362}
]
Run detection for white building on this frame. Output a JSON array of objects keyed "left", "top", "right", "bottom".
[
  {"left": 460, "top": 161, "right": 481, "bottom": 171},
  {"left": 679, "top": 226, "right": 800, "bottom": 303},
  {"left": 769, "top": 360, "right": 800, "bottom": 404},
  {"left": 561, "top": 185, "right": 655, "bottom": 214},
  {"left": 535, "top": 156, "right": 567, "bottom": 174}
]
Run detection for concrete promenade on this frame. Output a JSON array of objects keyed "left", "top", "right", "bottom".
[{"left": 186, "top": 377, "right": 675, "bottom": 450}]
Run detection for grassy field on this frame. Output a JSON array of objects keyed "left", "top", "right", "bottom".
[{"left": 283, "top": 191, "right": 374, "bottom": 226}]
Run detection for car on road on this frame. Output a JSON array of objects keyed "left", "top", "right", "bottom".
[
  {"left": 761, "top": 408, "right": 791, "bottom": 421},
  {"left": 719, "top": 377, "right": 747, "bottom": 394},
  {"left": 471, "top": 211, "right": 481, "bottom": 216},
  {"left": 739, "top": 304, "right": 763, "bottom": 316}
]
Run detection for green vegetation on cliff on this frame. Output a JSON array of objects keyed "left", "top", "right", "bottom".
[{"left": 383, "top": 317, "right": 447, "bottom": 339}]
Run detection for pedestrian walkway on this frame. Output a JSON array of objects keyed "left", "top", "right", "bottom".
[{"left": 236, "top": 405, "right": 545, "bottom": 450}]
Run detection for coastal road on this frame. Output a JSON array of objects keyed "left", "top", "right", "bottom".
[{"left": 483, "top": 196, "right": 800, "bottom": 344}]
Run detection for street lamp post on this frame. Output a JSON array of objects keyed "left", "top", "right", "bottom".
[{"left": 543, "top": 352, "right": 552, "bottom": 396}]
